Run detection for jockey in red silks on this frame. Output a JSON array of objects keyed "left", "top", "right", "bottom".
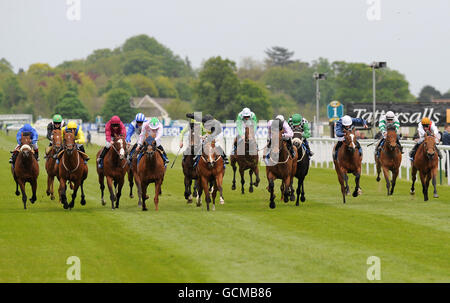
[{"left": 97, "top": 115, "right": 127, "bottom": 168}]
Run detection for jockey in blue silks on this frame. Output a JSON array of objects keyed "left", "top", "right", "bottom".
[{"left": 333, "top": 115, "right": 368, "bottom": 161}]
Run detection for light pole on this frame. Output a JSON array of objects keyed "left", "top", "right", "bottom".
[
  {"left": 313, "top": 72, "right": 326, "bottom": 137},
  {"left": 369, "top": 61, "right": 386, "bottom": 130}
]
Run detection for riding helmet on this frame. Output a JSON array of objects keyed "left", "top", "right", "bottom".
[
  {"left": 291, "top": 114, "right": 303, "bottom": 126},
  {"left": 342, "top": 115, "right": 352, "bottom": 126},
  {"left": 421, "top": 117, "right": 431, "bottom": 126},
  {"left": 53, "top": 114, "right": 63, "bottom": 123}
]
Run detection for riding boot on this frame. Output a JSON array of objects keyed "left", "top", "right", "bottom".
[
  {"left": 356, "top": 141, "right": 362, "bottom": 157},
  {"left": 409, "top": 142, "right": 420, "bottom": 161},
  {"left": 128, "top": 143, "right": 137, "bottom": 164},
  {"left": 265, "top": 139, "right": 271, "bottom": 159},
  {"left": 396, "top": 137, "right": 404, "bottom": 154},
  {"left": 157, "top": 145, "right": 170, "bottom": 164},
  {"left": 9, "top": 150, "right": 18, "bottom": 164},
  {"left": 303, "top": 139, "right": 314, "bottom": 156},
  {"left": 78, "top": 144, "right": 89, "bottom": 161},
  {"left": 97, "top": 147, "right": 109, "bottom": 168},
  {"left": 286, "top": 138, "right": 296, "bottom": 158},
  {"left": 334, "top": 141, "right": 343, "bottom": 161}
]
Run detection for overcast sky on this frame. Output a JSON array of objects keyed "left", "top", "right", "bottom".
[{"left": 0, "top": 0, "right": 449, "bottom": 95}]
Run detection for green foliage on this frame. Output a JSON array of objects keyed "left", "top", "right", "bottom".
[
  {"left": 265, "top": 46, "right": 295, "bottom": 67},
  {"left": 174, "top": 78, "right": 194, "bottom": 101},
  {"left": 418, "top": 85, "right": 441, "bottom": 102},
  {"left": 237, "top": 79, "right": 272, "bottom": 120},
  {"left": 1, "top": 75, "right": 27, "bottom": 108},
  {"left": 101, "top": 88, "right": 137, "bottom": 122},
  {"left": 54, "top": 90, "right": 90, "bottom": 121},
  {"left": 166, "top": 99, "right": 193, "bottom": 120},
  {"left": 127, "top": 74, "right": 159, "bottom": 97},
  {"left": 122, "top": 49, "right": 158, "bottom": 76},
  {"left": 0, "top": 58, "right": 14, "bottom": 74},
  {"left": 269, "top": 93, "right": 298, "bottom": 119},
  {"left": 27, "top": 63, "right": 53, "bottom": 77},
  {"left": 154, "top": 76, "right": 178, "bottom": 98}
]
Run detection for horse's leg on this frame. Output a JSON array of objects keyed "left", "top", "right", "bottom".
[
  {"left": 249, "top": 169, "right": 254, "bottom": 193},
  {"left": 69, "top": 182, "right": 80, "bottom": 209},
  {"left": 239, "top": 167, "right": 245, "bottom": 194},
  {"left": 283, "top": 175, "right": 291, "bottom": 203},
  {"left": 335, "top": 165, "right": 346, "bottom": 204},
  {"left": 268, "top": 176, "right": 276, "bottom": 209},
  {"left": 193, "top": 178, "right": 198, "bottom": 198},
  {"left": 217, "top": 173, "right": 225, "bottom": 205},
  {"left": 254, "top": 165, "right": 260, "bottom": 187},
  {"left": 50, "top": 175, "right": 55, "bottom": 200},
  {"left": 410, "top": 166, "right": 417, "bottom": 195},
  {"left": 211, "top": 181, "right": 217, "bottom": 211},
  {"left": 343, "top": 173, "right": 350, "bottom": 195},
  {"left": 99, "top": 173, "right": 106, "bottom": 206},
  {"left": 80, "top": 180, "right": 86, "bottom": 206},
  {"left": 128, "top": 170, "right": 134, "bottom": 198},
  {"left": 382, "top": 166, "right": 391, "bottom": 196},
  {"left": 46, "top": 174, "right": 52, "bottom": 197},
  {"left": 201, "top": 176, "right": 211, "bottom": 211},
  {"left": 432, "top": 166, "right": 439, "bottom": 198},
  {"left": 296, "top": 177, "right": 300, "bottom": 206},
  {"left": 196, "top": 180, "right": 202, "bottom": 207},
  {"left": 231, "top": 160, "right": 237, "bottom": 190},
  {"left": 184, "top": 175, "right": 191, "bottom": 202},
  {"left": 141, "top": 181, "right": 148, "bottom": 211},
  {"left": 115, "top": 177, "right": 124, "bottom": 209},
  {"left": 59, "top": 178, "right": 69, "bottom": 209},
  {"left": 390, "top": 168, "right": 398, "bottom": 196},
  {"left": 106, "top": 176, "right": 116, "bottom": 209},
  {"left": 419, "top": 171, "right": 428, "bottom": 201},
  {"left": 30, "top": 178, "right": 37, "bottom": 204},
  {"left": 289, "top": 173, "right": 295, "bottom": 202},
  {"left": 376, "top": 158, "right": 381, "bottom": 182},
  {"left": 300, "top": 177, "right": 306, "bottom": 202},
  {"left": 18, "top": 179, "right": 27, "bottom": 209},
  {"left": 154, "top": 180, "right": 162, "bottom": 211}
]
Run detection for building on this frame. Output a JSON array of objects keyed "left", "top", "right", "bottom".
[{"left": 129, "top": 95, "right": 170, "bottom": 121}]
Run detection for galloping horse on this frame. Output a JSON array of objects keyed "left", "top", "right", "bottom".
[
  {"left": 45, "top": 129, "right": 62, "bottom": 200},
  {"left": 265, "top": 122, "right": 297, "bottom": 209},
  {"left": 182, "top": 143, "right": 199, "bottom": 203},
  {"left": 375, "top": 124, "right": 402, "bottom": 195},
  {"left": 290, "top": 128, "right": 310, "bottom": 205},
  {"left": 96, "top": 135, "right": 128, "bottom": 209},
  {"left": 11, "top": 133, "right": 39, "bottom": 209},
  {"left": 410, "top": 133, "right": 439, "bottom": 201},
  {"left": 137, "top": 137, "right": 165, "bottom": 211},
  {"left": 58, "top": 131, "right": 88, "bottom": 209},
  {"left": 333, "top": 128, "right": 362, "bottom": 203},
  {"left": 231, "top": 123, "right": 260, "bottom": 194},
  {"left": 196, "top": 139, "right": 225, "bottom": 211}
]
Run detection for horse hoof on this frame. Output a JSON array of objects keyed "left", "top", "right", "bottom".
[
  {"left": 212, "top": 205, "right": 215, "bottom": 211},
  {"left": 46, "top": 191, "right": 50, "bottom": 196},
  {"left": 249, "top": 187, "right": 253, "bottom": 193},
  {"left": 30, "top": 198, "right": 36, "bottom": 204},
  {"left": 81, "top": 199, "right": 86, "bottom": 206},
  {"left": 101, "top": 200, "right": 106, "bottom": 206},
  {"left": 300, "top": 196, "right": 306, "bottom": 202},
  {"left": 142, "top": 207, "right": 148, "bottom": 211},
  {"left": 269, "top": 202, "right": 276, "bottom": 209},
  {"left": 410, "top": 190, "right": 415, "bottom": 195},
  {"left": 376, "top": 177, "right": 380, "bottom": 182},
  {"left": 63, "top": 203, "right": 69, "bottom": 209},
  {"left": 138, "top": 201, "right": 142, "bottom": 206},
  {"left": 231, "top": 185, "right": 236, "bottom": 190},
  {"left": 433, "top": 194, "right": 439, "bottom": 198},
  {"left": 220, "top": 198, "right": 224, "bottom": 205},
  {"left": 130, "top": 194, "right": 134, "bottom": 199},
  {"left": 295, "top": 202, "right": 299, "bottom": 206},
  {"left": 15, "top": 191, "right": 20, "bottom": 196},
  {"left": 196, "top": 203, "right": 202, "bottom": 207},
  {"left": 358, "top": 188, "right": 362, "bottom": 195},
  {"left": 51, "top": 195, "right": 55, "bottom": 201}
]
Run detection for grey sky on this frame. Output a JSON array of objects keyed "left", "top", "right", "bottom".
[{"left": 0, "top": 0, "right": 449, "bottom": 96}]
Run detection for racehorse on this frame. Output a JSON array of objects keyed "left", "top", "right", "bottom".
[
  {"left": 231, "top": 123, "right": 260, "bottom": 194},
  {"left": 182, "top": 143, "right": 199, "bottom": 203},
  {"left": 11, "top": 133, "right": 39, "bottom": 209},
  {"left": 137, "top": 137, "right": 165, "bottom": 211},
  {"left": 58, "top": 131, "right": 88, "bottom": 209},
  {"left": 265, "top": 122, "right": 297, "bottom": 209},
  {"left": 375, "top": 124, "right": 402, "bottom": 196},
  {"left": 290, "top": 128, "right": 310, "bottom": 205},
  {"left": 410, "top": 132, "right": 439, "bottom": 201},
  {"left": 96, "top": 135, "right": 127, "bottom": 209},
  {"left": 45, "top": 129, "right": 62, "bottom": 200},
  {"left": 333, "top": 128, "right": 362, "bottom": 204},
  {"left": 196, "top": 139, "right": 225, "bottom": 211}
]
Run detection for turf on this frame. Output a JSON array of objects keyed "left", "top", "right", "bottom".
[{"left": 0, "top": 132, "right": 448, "bottom": 282}]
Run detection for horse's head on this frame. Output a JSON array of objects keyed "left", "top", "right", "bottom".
[
  {"left": 52, "top": 129, "right": 62, "bottom": 150},
  {"left": 64, "top": 132, "right": 76, "bottom": 156},
  {"left": 145, "top": 139, "right": 157, "bottom": 159},
  {"left": 113, "top": 135, "right": 126, "bottom": 160},
  {"left": 423, "top": 133, "right": 436, "bottom": 159},
  {"left": 343, "top": 128, "right": 357, "bottom": 152},
  {"left": 385, "top": 124, "right": 398, "bottom": 151},
  {"left": 21, "top": 132, "right": 32, "bottom": 146},
  {"left": 202, "top": 139, "right": 218, "bottom": 169}
]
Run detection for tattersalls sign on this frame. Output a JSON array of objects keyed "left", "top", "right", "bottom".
[{"left": 346, "top": 103, "right": 449, "bottom": 126}]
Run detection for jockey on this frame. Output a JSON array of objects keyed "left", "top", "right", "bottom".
[
  {"left": 97, "top": 115, "right": 126, "bottom": 168},
  {"left": 288, "top": 113, "right": 313, "bottom": 156},
  {"left": 409, "top": 117, "right": 442, "bottom": 161},
  {"left": 9, "top": 123, "right": 39, "bottom": 164},
  {"left": 179, "top": 113, "right": 206, "bottom": 161},
  {"left": 333, "top": 115, "right": 368, "bottom": 161},
  {"left": 46, "top": 114, "right": 66, "bottom": 158},
  {"left": 376, "top": 111, "right": 403, "bottom": 155},
  {"left": 62, "top": 121, "right": 89, "bottom": 162},
  {"left": 136, "top": 117, "right": 169, "bottom": 164},
  {"left": 234, "top": 107, "right": 258, "bottom": 152},
  {"left": 196, "top": 114, "right": 229, "bottom": 164},
  {"left": 126, "top": 113, "right": 147, "bottom": 163},
  {"left": 266, "top": 115, "right": 296, "bottom": 158}
]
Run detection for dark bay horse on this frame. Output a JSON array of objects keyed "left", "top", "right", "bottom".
[
  {"left": 231, "top": 124, "right": 260, "bottom": 194},
  {"left": 410, "top": 133, "right": 439, "bottom": 201},
  {"left": 333, "top": 128, "right": 362, "bottom": 204},
  {"left": 11, "top": 134, "right": 39, "bottom": 209},
  {"left": 45, "top": 129, "right": 62, "bottom": 200},
  {"left": 137, "top": 137, "right": 165, "bottom": 211},
  {"left": 96, "top": 135, "right": 128, "bottom": 209},
  {"left": 291, "top": 129, "right": 310, "bottom": 205},
  {"left": 375, "top": 125, "right": 402, "bottom": 195},
  {"left": 58, "top": 132, "right": 88, "bottom": 210},
  {"left": 182, "top": 144, "right": 199, "bottom": 203},
  {"left": 265, "top": 122, "right": 297, "bottom": 209},
  {"left": 196, "top": 139, "right": 225, "bottom": 211}
]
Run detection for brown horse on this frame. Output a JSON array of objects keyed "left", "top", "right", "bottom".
[
  {"left": 182, "top": 144, "right": 199, "bottom": 203},
  {"left": 45, "top": 129, "right": 62, "bottom": 200},
  {"left": 11, "top": 134, "right": 39, "bottom": 209},
  {"left": 333, "top": 128, "right": 362, "bottom": 204},
  {"left": 137, "top": 138, "right": 165, "bottom": 211},
  {"left": 58, "top": 131, "right": 88, "bottom": 210},
  {"left": 96, "top": 135, "right": 128, "bottom": 209},
  {"left": 231, "top": 124, "right": 260, "bottom": 194},
  {"left": 265, "top": 122, "right": 297, "bottom": 209},
  {"left": 410, "top": 133, "right": 439, "bottom": 201},
  {"left": 375, "top": 125, "right": 402, "bottom": 195},
  {"left": 196, "top": 139, "right": 225, "bottom": 211}
]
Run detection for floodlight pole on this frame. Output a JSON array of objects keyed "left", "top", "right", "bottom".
[
  {"left": 370, "top": 61, "right": 386, "bottom": 129},
  {"left": 313, "top": 72, "right": 326, "bottom": 137}
]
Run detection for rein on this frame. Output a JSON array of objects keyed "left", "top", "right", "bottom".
[{"left": 62, "top": 150, "right": 80, "bottom": 175}]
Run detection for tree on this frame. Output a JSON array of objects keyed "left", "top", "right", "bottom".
[
  {"left": 154, "top": 76, "right": 178, "bottom": 98},
  {"left": 27, "top": 63, "right": 53, "bottom": 77},
  {"left": 0, "top": 58, "right": 13, "bottom": 74},
  {"left": 122, "top": 50, "right": 157, "bottom": 76},
  {"left": 418, "top": 85, "right": 441, "bottom": 102},
  {"left": 127, "top": 74, "right": 159, "bottom": 97},
  {"left": 333, "top": 62, "right": 372, "bottom": 103},
  {"left": 101, "top": 88, "right": 137, "bottom": 122},
  {"left": 195, "top": 56, "right": 240, "bottom": 121},
  {"left": 265, "top": 46, "right": 294, "bottom": 67},
  {"left": 1, "top": 75, "right": 27, "bottom": 108},
  {"left": 166, "top": 99, "right": 193, "bottom": 120},
  {"left": 441, "top": 89, "right": 450, "bottom": 99},
  {"left": 54, "top": 91, "right": 90, "bottom": 121},
  {"left": 269, "top": 93, "right": 298, "bottom": 120},
  {"left": 237, "top": 79, "right": 272, "bottom": 120}
]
